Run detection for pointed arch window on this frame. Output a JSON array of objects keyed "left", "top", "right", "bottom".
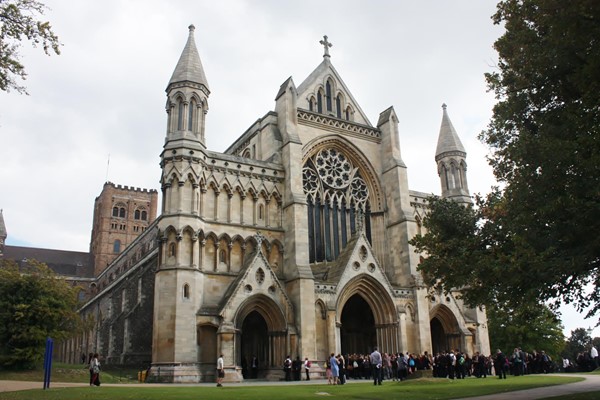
[
  {"left": 336, "top": 95, "right": 342, "bottom": 118},
  {"left": 302, "top": 148, "right": 372, "bottom": 263},
  {"left": 141, "top": 210, "right": 147, "bottom": 221},
  {"left": 177, "top": 99, "right": 184, "bottom": 130},
  {"left": 188, "top": 99, "right": 195, "bottom": 131},
  {"left": 345, "top": 106, "right": 351, "bottom": 121},
  {"left": 326, "top": 81, "right": 332, "bottom": 112},
  {"left": 112, "top": 207, "right": 119, "bottom": 217},
  {"left": 309, "top": 96, "right": 316, "bottom": 112},
  {"left": 183, "top": 283, "right": 190, "bottom": 299},
  {"left": 317, "top": 91, "right": 323, "bottom": 113},
  {"left": 134, "top": 210, "right": 141, "bottom": 220}
]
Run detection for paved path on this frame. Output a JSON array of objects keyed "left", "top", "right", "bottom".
[
  {"left": 1, "top": 374, "right": 598, "bottom": 399},
  {"left": 457, "top": 374, "right": 600, "bottom": 400}
]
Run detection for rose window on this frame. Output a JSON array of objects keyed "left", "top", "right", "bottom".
[{"left": 315, "top": 149, "right": 352, "bottom": 189}]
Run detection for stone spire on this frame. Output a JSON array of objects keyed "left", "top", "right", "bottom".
[
  {"left": 435, "top": 104, "right": 470, "bottom": 203},
  {"left": 435, "top": 103, "right": 466, "bottom": 160},
  {"left": 0, "top": 209, "right": 7, "bottom": 256},
  {"left": 168, "top": 24, "right": 209, "bottom": 93},
  {"left": 164, "top": 24, "right": 210, "bottom": 147}
]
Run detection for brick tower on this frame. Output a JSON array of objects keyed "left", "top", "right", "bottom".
[{"left": 89, "top": 182, "right": 158, "bottom": 276}]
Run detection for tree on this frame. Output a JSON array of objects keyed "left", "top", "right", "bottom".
[
  {"left": 0, "top": 0, "right": 61, "bottom": 94},
  {"left": 0, "top": 259, "right": 81, "bottom": 368},
  {"left": 482, "top": 0, "right": 600, "bottom": 316},
  {"left": 487, "top": 303, "right": 564, "bottom": 360},
  {"left": 411, "top": 1, "right": 600, "bottom": 325}
]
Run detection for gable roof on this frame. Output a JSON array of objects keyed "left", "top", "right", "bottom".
[{"left": 296, "top": 58, "right": 372, "bottom": 126}]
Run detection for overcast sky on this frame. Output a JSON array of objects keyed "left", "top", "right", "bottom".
[{"left": 0, "top": 0, "right": 595, "bottom": 338}]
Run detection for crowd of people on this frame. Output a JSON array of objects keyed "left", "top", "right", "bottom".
[{"left": 276, "top": 344, "right": 600, "bottom": 384}]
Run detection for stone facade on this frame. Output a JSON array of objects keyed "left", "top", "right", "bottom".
[{"left": 62, "top": 27, "right": 490, "bottom": 382}]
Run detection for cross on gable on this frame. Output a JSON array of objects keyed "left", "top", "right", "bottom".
[{"left": 319, "top": 35, "right": 333, "bottom": 58}]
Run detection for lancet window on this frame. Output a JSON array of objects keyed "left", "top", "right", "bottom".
[{"left": 303, "top": 148, "right": 372, "bottom": 263}]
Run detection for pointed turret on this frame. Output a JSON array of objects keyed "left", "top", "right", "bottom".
[
  {"left": 435, "top": 104, "right": 470, "bottom": 203},
  {"left": 165, "top": 24, "right": 210, "bottom": 147},
  {"left": 168, "top": 24, "right": 209, "bottom": 92},
  {"left": 0, "top": 209, "right": 7, "bottom": 256}
]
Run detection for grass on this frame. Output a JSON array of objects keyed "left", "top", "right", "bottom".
[
  {"left": 0, "top": 375, "right": 584, "bottom": 400},
  {"left": 0, "top": 363, "right": 139, "bottom": 384}
]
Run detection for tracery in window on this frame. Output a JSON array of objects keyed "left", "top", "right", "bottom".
[{"left": 303, "top": 147, "right": 372, "bottom": 263}]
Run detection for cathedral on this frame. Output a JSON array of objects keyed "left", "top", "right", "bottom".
[{"left": 50, "top": 26, "right": 490, "bottom": 382}]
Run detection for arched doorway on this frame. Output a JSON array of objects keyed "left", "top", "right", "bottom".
[
  {"left": 430, "top": 305, "right": 462, "bottom": 354},
  {"left": 430, "top": 317, "right": 447, "bottom": 354},
  {"left": 340, "top": 294, "right": 376, "bottom": 354},
  {"left": 240, "top": 311, "right": 268, "bottom": 379}
]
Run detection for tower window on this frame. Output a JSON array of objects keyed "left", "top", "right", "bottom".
[
  {"left": 119, "top": 207, "right": 126, "bottom": 218},
  {"left": 141, "top": 210, "right": 147, "bottom": 221},
  {"left": 326, "top": 81, "right": 332, "bottom": 112},
  {"left": 134, "top": 210, "right": 140, "bottom": 220},
  {"left": 113, "top": 240, "right": 121, "bottom": 253},
  {"left": 183, "top": 283, "right": 190, "bottom": 299},
  {"left": 258, "top": 204, "right": 264, "bottom": 220},
  {"left": 219, "top": 249, "right": 227, "bottom": 264},
  {"left": 188, "top": 100, "right": 195, "bottom": 131},
  {"left": 112, "top": 207, "right": 119, "bottom": 217},
  {"left": 168, "top": 242, "right": 176, "bottom": 257},
  {"left": 177, "top": 99, "right": 184, "bottom": 130}
]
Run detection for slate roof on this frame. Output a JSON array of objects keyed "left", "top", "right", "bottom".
[{"left": 2, "top": 245, "right": 94, "bottom": 278}]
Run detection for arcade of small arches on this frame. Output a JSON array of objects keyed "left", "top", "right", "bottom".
[
  {"left": 160, "top": 228, "right": 284, "bottom": 274},
  {"left": 160, "top": 173, "right": 283, "bottom": 228},
  {"left": 166, "top": 90, "right": 208, "bottom": 140}
]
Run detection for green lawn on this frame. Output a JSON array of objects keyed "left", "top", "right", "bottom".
[
  {"left": 0, "top": 376, "right": 584, "bottom": 400},
  {"left": 0, "top": 363, "right": 139, "bottom": 384}
]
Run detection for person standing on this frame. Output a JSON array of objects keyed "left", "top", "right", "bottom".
[
  {"left": 216, "top": 354, "right": 224, "bottom": 387},
  {"left": 330, "top": 353, "right": 339, "bottom": 384},
  {"left": 89, "top": 353, "right": 101, "bottom": 386},
  {"left": 251, "top": 355, "right": 259, "bottom": 379},
  {"left": 370, "top": 346, "right": 382, "bottom": 385},
  {"left": 303, "top": 357, "right": 311, "bottom": 380},
  {"left": 495, "top": 349, "right": 507, "bottom": 379},
  {"left": 591, "top": 345, "right": 599, "bottom": 370},
  {"left": 283, "top": 355, "right": 292, "bottom": 381}
]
